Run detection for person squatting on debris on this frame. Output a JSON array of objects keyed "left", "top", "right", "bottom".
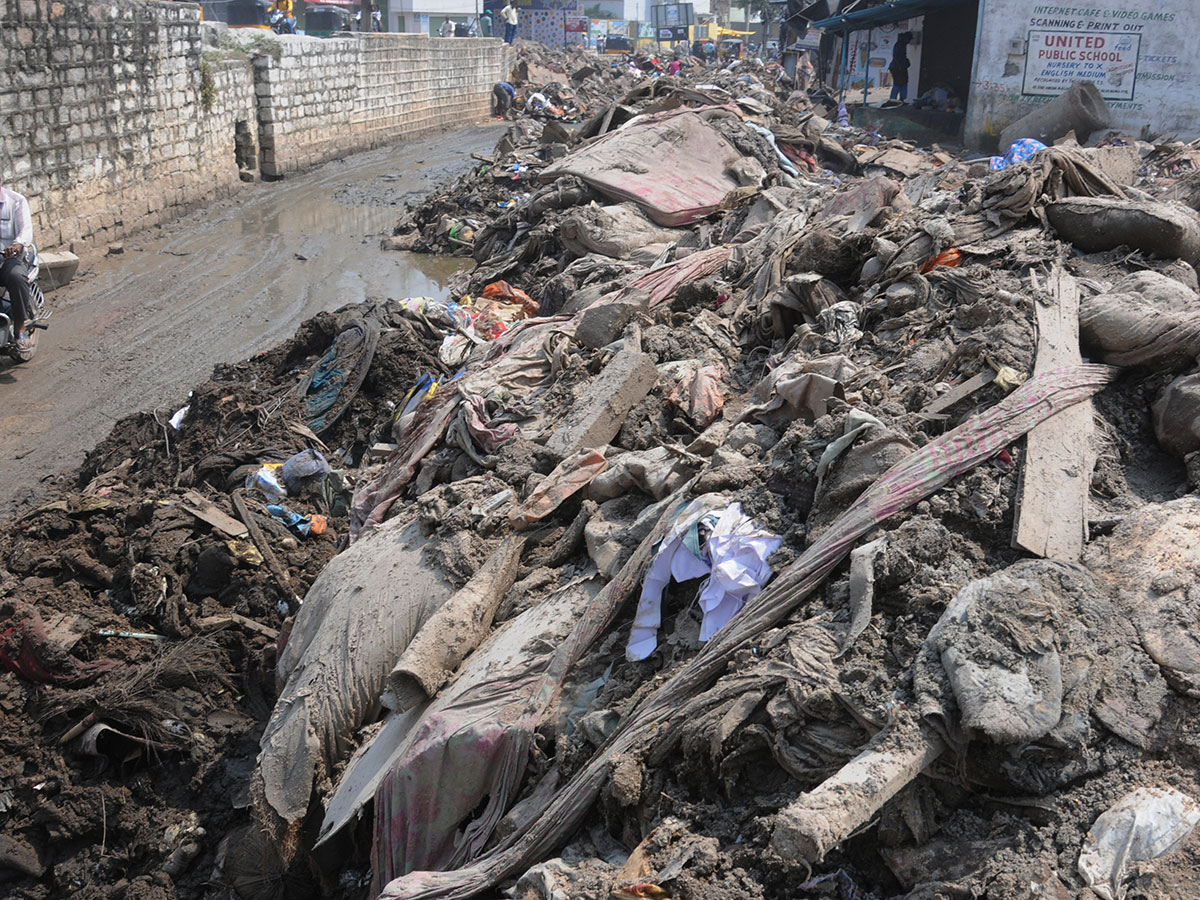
[
  {"left": 492, "top": 81, "right": 517, "bottom": 118},
  {"left": 0, "top": 176, "right": 35, "bottom": 352},
  {"left": 888, "top": 31, "right": 912, "bottom": 102},
  {"left": 501, "top": 0, "right": 518, "bottom": 44}
]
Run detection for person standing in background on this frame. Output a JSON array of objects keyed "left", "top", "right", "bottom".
[
  {"left": 501, "top": 1, "right": 518, "bottom": 44},
  {"left": 888, "top": 31, "right": 912, "bottom": 102}
]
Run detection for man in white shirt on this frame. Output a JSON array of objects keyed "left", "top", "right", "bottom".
[
  {"left": 500, "top": 2, "right": 518, "bottom": 44},
  {"left": 438, "top": 17, "right": 454, "bottom": 36},
  {"left": 0, "top": 177, "right": 35, "bottom": 351}
]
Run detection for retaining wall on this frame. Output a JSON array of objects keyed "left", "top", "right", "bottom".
[
  {"left": 0, "top": 0, "right": 509, "bottom": 252},
  {"left": 259, "top": 34, "right": 506, "bottom": 176}
]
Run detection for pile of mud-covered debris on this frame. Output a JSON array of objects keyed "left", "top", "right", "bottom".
[{"left": 5, "top": 42, "right": 1200, "bottom": 900}]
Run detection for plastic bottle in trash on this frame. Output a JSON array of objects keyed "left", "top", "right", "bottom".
[{"left": 246, "top": 464, "right": 288, "bottom": 500}]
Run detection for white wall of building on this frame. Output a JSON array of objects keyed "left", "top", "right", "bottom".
[
  {"left": 965, "top": 0, "right": 1198, "bottom": 148},
  {"left": 583, "top": 0, "right": 710, "bottom": 26}
]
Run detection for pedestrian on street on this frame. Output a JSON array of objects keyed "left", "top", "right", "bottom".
[
  {"left": 888, "top": 31, "right": 913, "bottom": 102},
  {"left": 479, "top": 10, "right": 492, "bottom": 36},
  {"left": 501, "top": 1, "right": 518, "bottom": 44},
  {"left": 0, "top": 176, "right": 36, "bottom": 352}
]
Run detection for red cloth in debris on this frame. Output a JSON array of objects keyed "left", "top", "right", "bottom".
[{"left": 0, "top": 609, "right": 119, "bottom": 686}]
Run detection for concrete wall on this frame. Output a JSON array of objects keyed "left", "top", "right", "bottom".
[
  {"left": 257, "top": 33, "right": 508, "bottom": 176},
  {"left": 0, "top": 0, "right": 508, "bottom": 253},
  {"left": 965, "top": 0, "right": 1198, "bottom": 149},
  {"left": 0, "top": 1, "right": 227, "bottom": 249}
]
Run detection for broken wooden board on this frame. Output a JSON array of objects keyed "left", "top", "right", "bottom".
[
  {"left": 180, "top": 490, "right": 248, "bottom": 539},
  {"left": 862, "top": 147, "right": 926, "bottom": 177},
  {"left": 919, "top": 369, "right": 997, "bottom": 420},
  {"left": 1012, "top": 266, "right": 1093, "bottom": 561},
  {"left": 196, "top": 613, "right": 279, "bottom": 641},
  {"left": 42, "top": 612, "right": 86, "bottom": 652}
]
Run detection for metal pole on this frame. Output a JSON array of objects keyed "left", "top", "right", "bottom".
[
  {"left": 838, "top": 31, "right": 847, "bottom": 103},
  {"left": 863, "top": 27, "right": 870, "bottom": 108}
]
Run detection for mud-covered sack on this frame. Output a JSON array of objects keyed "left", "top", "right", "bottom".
[
  {"left": 1079, "top": 270, "right": 1200, "bottom": 368},
  {"left": 1153, "top": 373, "right": 1200, "bottom": 456},
  {"left": 254, "top": 516, "right": 454, "bottom": 837},
  {"left": 1046, "top": 197, "right": 1200, "bottom": 268},
  {"left": 558, "top": 202, "right": 681, "bottom": 263}
]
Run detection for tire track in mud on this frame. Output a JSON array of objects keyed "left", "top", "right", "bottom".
[{"left": 0, "top": 123, "right": 503, "bottom": 519}]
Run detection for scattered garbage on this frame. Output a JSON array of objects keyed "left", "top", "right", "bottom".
[{"left": 5, "top": 37, "right": 1200, "bottom": 900}]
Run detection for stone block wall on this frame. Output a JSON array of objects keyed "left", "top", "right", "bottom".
[
  {"left": 201, "top": 55, "right": 259, "bottom": 184},
  {"left": 0, "top": 0, "right": 223, "bottom": 248},
  {"left": 0, "top": 0, "right": 508, "bottom": 254},
  {"left": 353, "top": 35, "right": 508, "bottom": 147},
  {"left": 254, "top": 37, "right": 360, "bottom": 177},
  {"left": 256, "top": 34, "right": 509, "bottom": 177}
]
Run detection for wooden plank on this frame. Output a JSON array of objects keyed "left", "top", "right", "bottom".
[
  {"left": 919, "top": 369, "right": 996, "bottom": 420},
  {"left": 196, "top": 613, "right": 279, "bottom": 641},
  {"left": 231, "top": 490, "right": 301, "bottom": 606},
  {"left": 1012, "top": 265, "right": 1092, "bottom": 561},
  {"left": 180, "top": 490, "right": 248, "bottom": 538},
  {"left": 866, "top": 147, "right": 926, "bottom": 177}
]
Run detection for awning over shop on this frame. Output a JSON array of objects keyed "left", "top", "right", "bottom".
[{"left": 811, "top": 0, "right": 971, "bottom": 31}]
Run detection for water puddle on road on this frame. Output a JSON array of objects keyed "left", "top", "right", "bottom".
[{"left": 384, "top": 250, "right": 468, "bottom": 298}]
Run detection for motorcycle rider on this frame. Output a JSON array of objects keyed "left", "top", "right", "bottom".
[
  {"left": 0, "top": 176, "right": 35, "bottom": 351},
  {"left": 267, "top": 0, "right": 296, "bottom": 33}
]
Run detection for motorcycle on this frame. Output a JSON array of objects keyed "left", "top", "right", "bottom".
[
  {"left": 269, "top": 9, "right": 296, "bottom": 34},
  {"left": 0, "top": 249, "right": 51, "bottom": 364}
]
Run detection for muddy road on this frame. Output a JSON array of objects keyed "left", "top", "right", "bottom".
[{"left": 0, "top": 123, "right": 503, "bottom": 520}]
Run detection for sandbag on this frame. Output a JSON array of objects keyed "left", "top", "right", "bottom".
[
  {"left": 1046, "top": 197, "right": 1200, "bottom": 268},
  {"left": 1079, "top": 271, "right": 1200, "bottom": 368},
  {"left": 1154, "top": 373, "right": 1200, "bottom": 457},
  {"left": 254, "top": 516, "right": 454, "bottom": 840},
  {"left": 558, "top": 203, "right": 681, "bottom": 263}
]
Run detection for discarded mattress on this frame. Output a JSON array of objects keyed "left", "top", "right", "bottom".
[
  {"left": 540, "top": 111, "right": 748, "bottom": 227},
  {"left": 1046, "top": 197, "right": 1200, "bottom": 268}
]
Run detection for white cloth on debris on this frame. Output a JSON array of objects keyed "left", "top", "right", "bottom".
[{"left": 627, "top": 501, "right": 781, "bottom": 661}]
